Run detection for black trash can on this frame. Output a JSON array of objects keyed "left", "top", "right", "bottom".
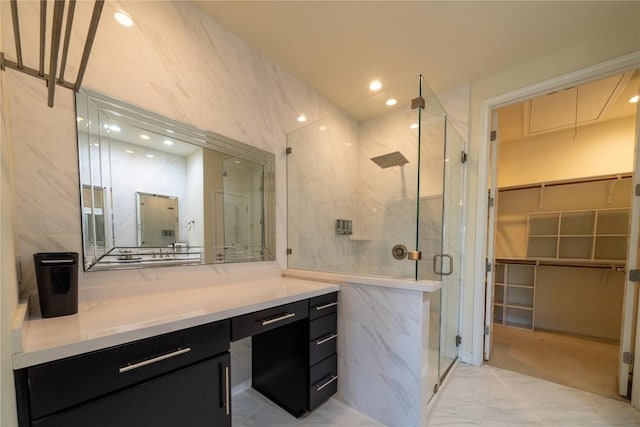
[{"left": 33, "top": 252, "right": 79, "bottom": 318}]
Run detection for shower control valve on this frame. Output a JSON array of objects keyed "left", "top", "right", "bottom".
[{"left": 335, "top": 219, "right": 353, "bottom": 236}]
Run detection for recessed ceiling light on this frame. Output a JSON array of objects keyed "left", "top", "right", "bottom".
[
  {"left": 139, "top": 134, "right": 150, "bottom": 140},
  {"left": 146, "top": 154, "right": 154, "bottom": 158},
  {"left": 319, "top": 125, "right": 327, "bottom": 131},
  {"left": 166, "top": 129, "right": 175, "bottom": 134},
  {"left": 114, "top": 11, "right": 134, "bottom": 27},
  {"left": 410, "top": 123, "right": 419, "bottom": 129},
  {"left": 369, "top": 80, "right": 382, "bottom": 91},
  {"left": 297, "top": 114, "right": 307, "bottom": 123},
  {"left": 235, "top": 160, "right": 241, "bottom": 164},
  {"left": 386, "top": 98, "right": 397, "bottom": 106},
  {"left": 76, "top": 116, "right": 84, "bottom": 122},
  {"left": 163, "top": 139, "right": 174, "bottom": 146},
  {"left": 109, "top": 125, "right": 121, "bottom": 132},
  {"left": 630, "top": 95, "right": 639, "bottom": 103},
  {"left": 125, "top": 150, "right": 134, "bottom": 154}
]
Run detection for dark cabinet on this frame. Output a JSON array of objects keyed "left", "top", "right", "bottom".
[
  {"left": 32, "top": 353, "right": 231, "bottom": 427},
  {"left": 250, "top": 292, "right": 339, "bottom": 417},
  {"left": 15, "top": 320, "right": 231, "bottom": 427}
]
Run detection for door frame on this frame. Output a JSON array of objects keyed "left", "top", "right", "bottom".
[{"left": 472, "top": 51, "right": 640, "bottom": 404}]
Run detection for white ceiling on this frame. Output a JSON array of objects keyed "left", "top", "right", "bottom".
[
  {"left": 194, "top": 1, "right": 640, "bottom": 109},
  {"left": 498, "top": 70, "right": 640, "bottom": 142}
]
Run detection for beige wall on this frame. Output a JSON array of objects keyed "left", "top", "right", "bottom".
[
  {"left": 499, "top": 116, "right": 636, "bottom": 188},
  {"left": 464, "top": 26, "right": 640, "bottom": 362}
]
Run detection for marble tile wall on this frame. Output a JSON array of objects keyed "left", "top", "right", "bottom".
[
  {"left": 337, "top": 284, "right": 436, "bottom": 426},
  {"left": 2, "top": 0, "right": 338, "bottom": 297},
  {"left": 287, "top": 83, "right": 463, "bottom": 280},
  {"left": 287, "top": 110, "right": 360, "bottom": 272}
]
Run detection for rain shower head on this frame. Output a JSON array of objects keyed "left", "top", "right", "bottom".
[{"left": 370, "top": 151, "right": 409, "bottom": 168}]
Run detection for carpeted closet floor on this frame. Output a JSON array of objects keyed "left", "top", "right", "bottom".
[{"left": 486, "top": 324, "right": 625, "bottom": 401}]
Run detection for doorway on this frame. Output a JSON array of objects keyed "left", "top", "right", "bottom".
[{"left": 483, "top": 67, "right": 640, "bottom": 402}]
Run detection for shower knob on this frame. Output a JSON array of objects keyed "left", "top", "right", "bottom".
[{"left": 392, "top": 244, "right": 408, "bottom": 260}]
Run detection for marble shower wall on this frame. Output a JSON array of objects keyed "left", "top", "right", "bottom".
[
  {"left": 287, "top": 110, "right": 360, "bottom": 272},
  {"left": 2, "top": 0, "right": 337, "bottom": 296},
  {"left": 287, "top": 82, "right": 458, "bottom": 280}
]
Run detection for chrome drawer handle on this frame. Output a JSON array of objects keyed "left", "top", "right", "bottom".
[
  {"left": 224, "top": 366, "right": 230, "bottom": 416},
  {"left": 315, "top": 302, "right": 338, "bottom": 311},
  {"left": 119, "top": 347, "right": 191, "bottom": 373},
  {"left": 261, "top": 312, "right": 295, "bottom": 326},
  {"left": 316, "top": 333, "right": 338, "bottom": 346},
  {"left": 316, "top": 374, "right": 338, "bottom": 391}
]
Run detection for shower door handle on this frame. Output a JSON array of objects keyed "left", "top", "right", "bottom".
[{"left": 432, "top": 254, "right": 453, "bottom": 276}]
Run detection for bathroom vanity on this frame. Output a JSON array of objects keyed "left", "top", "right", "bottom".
[{"left": 12, "top": 278, "right": 339, "bottom": 427}]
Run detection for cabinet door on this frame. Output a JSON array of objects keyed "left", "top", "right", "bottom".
[{"left": 33, "top": 353, "right": 231, "bottom": 427}]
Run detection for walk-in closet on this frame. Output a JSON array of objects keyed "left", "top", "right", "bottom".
[{"left": 486, "top": 69, "right": 640, "bottom": 401}]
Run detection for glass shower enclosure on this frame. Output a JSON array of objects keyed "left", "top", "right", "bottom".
[{"left": 286, "top": 75, "right": 465, "bottom": 399}]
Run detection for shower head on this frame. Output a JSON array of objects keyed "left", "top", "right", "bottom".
[{"left": 370, "top": 151, "right": 409, "bottom": 169}]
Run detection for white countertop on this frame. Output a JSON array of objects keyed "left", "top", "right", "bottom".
[
  {"left": 13, "top": 277, "right": 339, "bottom": 369},
  {"left": 282, "top": 269, "right": 442, "bottom": 292}
]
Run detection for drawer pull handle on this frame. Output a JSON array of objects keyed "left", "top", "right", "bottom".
[
  {"left": 315, "top": 374, "right": 338, "bottom": 391},
  {"left": 224, "top": 365, "right": 230, "bottom": 416},
  {"left": 316, "top": 333, "right": 338, "bottom": 346},
  {"left": 261, "top": 312, "right": 296, "bottom": 326},
  {"left": 119, "top": 347, "right": 191, "bottom": 373},
  {"left": 315, "top": 302, "right": 338, "bottom": 311}
]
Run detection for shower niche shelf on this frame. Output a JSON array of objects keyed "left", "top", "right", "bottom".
[{"left": 348, "top": 235, "right": 372, "bottom": 241}]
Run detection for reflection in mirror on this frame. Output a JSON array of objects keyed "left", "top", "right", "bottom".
[{"left": 76, "top": 89, "right": 275, "bottom": 270}]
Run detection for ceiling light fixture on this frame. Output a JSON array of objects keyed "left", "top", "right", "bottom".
[
  {"left": 114, "top": 11, "right": 134, "bottom": 27},
  {"left": 369, "top": 80, "right": 382, "bottom": 91},
  {"left": 125, "top": 150, "right": 134, "bottom": 154},
  {"left": 76, "top": 116, "right": 84, "bottom": 122},
  {"left": 319, "top": 125, "right": 327, "bottom": 131},
  {"left": 297, "top": 114, "right": 307, "bottom": 123},
  {"left": 109, "top": 125, "right": 121, "bottom": 132},
  {"left": 146, "top": 154, "right": 154, "bottom": 158},
  {"left": 386, "top": 98, "right": 397, "bottom": 106},
  {"left": 630, "top": 95, "right": 639, "bottom": 103},
  {"left": 163, "top": 139, "right": 174, "bottom": 146},
  {"left": 139, "top": 134, "right": 150, "bottom": 140}
]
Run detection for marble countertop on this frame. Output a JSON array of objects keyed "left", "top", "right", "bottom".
[
  {"left": 282, "top": 269, "right": 441, "bottom": 292},
  {"left": 13, "top": 277, "right": 339, "bottom": 369}
]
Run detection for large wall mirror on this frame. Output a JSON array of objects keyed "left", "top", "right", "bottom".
[{"left": 76, "top": 89, "right": 275, "bottom": 271}]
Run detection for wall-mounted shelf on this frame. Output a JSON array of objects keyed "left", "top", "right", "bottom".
[{"left": 527, "top": 208, "right": 630, "bottom": 262}]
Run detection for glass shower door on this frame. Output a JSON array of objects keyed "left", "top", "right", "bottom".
[{"left": 438, "top": 120, "right": 465, "bottom": 380}]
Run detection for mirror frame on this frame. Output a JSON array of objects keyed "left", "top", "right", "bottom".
[{"left": 75, "top": 88, "right": 276, "bottom": 271}]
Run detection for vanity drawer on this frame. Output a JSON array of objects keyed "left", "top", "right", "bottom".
[
  {"left": 309, "top": 354, "right": 338, "bottom": 411},
  {"left": 309, "top": 292, "right": 338, "bottom": 320},
  {"left": 309, "top": 314, "right": 337, "bottom": 366},
  {"left": 231, "top": 300, "right": 309, "bottom": 341},
  {"left": 26, "top": 320, "right": 230, "bottom": 420}
]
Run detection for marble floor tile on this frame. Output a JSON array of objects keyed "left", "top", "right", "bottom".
[
  {"left": 232, "top": 388, "right": 384, "bottom": 427},
  {"left": 233, "top": 364, "right": 640, "bottom": 426},
  {"left": 428, "top": 363, "right": 640, "bottom": 427}
]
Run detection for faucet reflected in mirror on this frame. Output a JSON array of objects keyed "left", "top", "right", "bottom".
[{"left": 76, "top": 88, "right": 275, "bottom": 271}]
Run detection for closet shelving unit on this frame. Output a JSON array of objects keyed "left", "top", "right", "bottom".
[
  {"left": 527, "top": 208, "right": 630, "bottom": 263},
  {"left": 493, "top": 207, "right": 630, "bottom": 330}
]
